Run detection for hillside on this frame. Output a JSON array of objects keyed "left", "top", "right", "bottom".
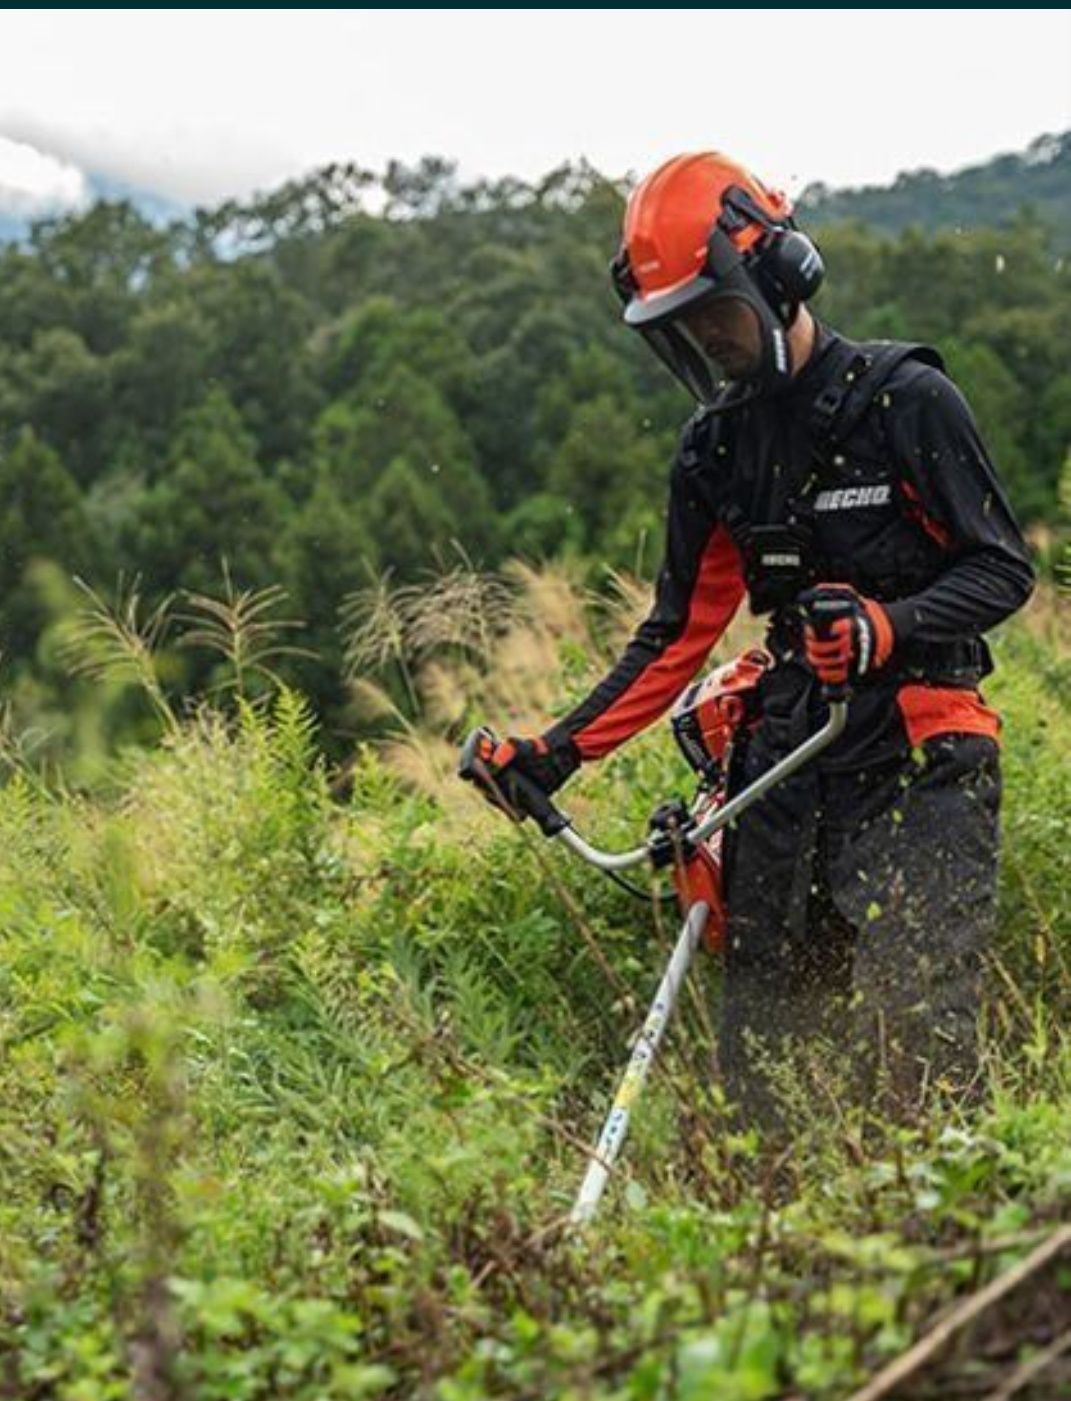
[
  {"left": 1, "top": 566, "right": 1068, "bottom": 1398},
  {"left": 799, "top": 132, "right": 1071, "bottom": 243},
  {"left": 0, "top": 148, "right": 1068, "bottom": 780}
]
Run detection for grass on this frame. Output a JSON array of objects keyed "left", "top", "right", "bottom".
[{"left": 0, "top": 565, "right": 1068, "bottom": 1399}]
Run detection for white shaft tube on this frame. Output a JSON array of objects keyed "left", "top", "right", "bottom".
[{"left": 570, "top": 900, "right": 709, "bottom": 1226}]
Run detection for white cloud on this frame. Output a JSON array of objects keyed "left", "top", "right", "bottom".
[
  {"left": 0, "top": 133, "right": 88, "bottom": 214},
  {"left": 0, "top": 10, "right": 1067, "bottom": 207}
]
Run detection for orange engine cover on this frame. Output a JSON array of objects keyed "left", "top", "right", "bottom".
[
  {"left": 672, "top": 647, "right": 770, "bottom": 778},
  {"left": 672, "top": 832, "right": 728, "bottom": 955}
]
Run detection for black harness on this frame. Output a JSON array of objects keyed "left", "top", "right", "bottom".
[{"left": 715, "top": 338, "right": 991, "bottom": 683}]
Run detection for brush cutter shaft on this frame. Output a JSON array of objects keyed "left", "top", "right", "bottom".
[
  {"left": 567, "top": 697, "right": 848, "bottom": 1226},
  {"left": 689, "top": 698, "right": 846, "bottom": 843},
  {"left": 556, "top": 700, "right": 847, "bottom": 871},
  {"left": 557, "top": 826, "right": 648, "bottom": 870},
  {"left": 570, "top": 900, "right": 709, "bottom": 1225}
]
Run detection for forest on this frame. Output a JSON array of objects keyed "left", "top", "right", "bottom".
[
  {"left": 0, "top": 147, "right": 1068, "bottom": 772},
  {"left": 1, "top": 142, "right": 1070, "bottom": 1399}
]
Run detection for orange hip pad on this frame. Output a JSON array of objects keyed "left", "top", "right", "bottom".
[{"left": 896, "top": 683, "right": 1001, "bottom": 749}]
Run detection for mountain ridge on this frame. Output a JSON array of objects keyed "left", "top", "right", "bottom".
[
  {"left": 0, "top": 131, "right": 1068, "bottom": 245},
  {"left": 798, "top": 131, "right": 1070, "bottom": 240}
]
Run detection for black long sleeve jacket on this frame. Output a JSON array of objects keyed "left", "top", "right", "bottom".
[{"left": 547, "top": 324, "right": 1035, "bottom": 764}]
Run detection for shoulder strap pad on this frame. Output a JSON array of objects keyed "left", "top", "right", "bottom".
[
  {"left": 809, "top": 340, "right": 945, "bottom": 454},
  {"left": 678, "top": 406, "right": 717, "bottom": 470}
]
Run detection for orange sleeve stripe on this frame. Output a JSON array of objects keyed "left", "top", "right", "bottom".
[
  {"left": 574, "top": 528, "right": 745, "bottom": 760},
  {"left": 900, "top": 480, "right": 952, "bottom": 549}
]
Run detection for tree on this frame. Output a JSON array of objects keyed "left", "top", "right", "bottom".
[
  {"left": 279, "top": 473, "right": 381, "bottom": 715},
  {"left": 111, "top": 299, "right": 213, "bottom": 468},
  {"left": 320, "top": 298, "right": 477, "bottom": 413},
  {"left": 187, "top": 259, "right": 321, "bottom": 462},
  {"left": 126, "top": 388, "right": 286, "bottom": 595},
  {"left": 504, "top": 492, "right": 584, "bottom": 559},
  {"left": 1036, "top": 375, "right": 1071, "bottom": 514},
  {"left": 941, "top": 339, "right": 1033, "bottom": 513},
  {"left": 546, "top": 393, "right": 670, "bottom": 554},
  {"left": 312, "top": 364, "right": 497, "bottom": 564},
  {"left": 0, "top": 243, "right": 75, "bottom": 351},
  {"left": 15, "top": 327, "right": 112, "bottom": 485},
  {"left": 282, "top": 476, "right": 379, "bottom": 643},
  {"left": 0, "top": 427, "right": 92, "bottom": 656},
  {"left": 29, "top": 201, "right": 175, "bottom": 354},
  {"left": 365, "top": 456, "right": 460, "bottom": 576}
]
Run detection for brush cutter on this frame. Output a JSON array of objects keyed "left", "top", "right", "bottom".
[{"left": 458, "top": 601, "right": 853, "bottom": 1225}]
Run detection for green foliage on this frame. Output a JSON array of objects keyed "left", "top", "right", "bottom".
[
  {"left": 942, "top": 338, "right": 1032, "bottom": 508},
  {"left": 546, "top": 394, "right": 668, "bottom": 556},
  {"left": 0, "top": 154, "right": 1068, "bottom": 754},
  {"left": 504, "top": 491, "right": 584, "bottom": 559},
  {"left": 0, "top": 605, "right": 1068, "bottom": 1396},
  {"left": 799, "top": 132, "right": 1071, "bottom": 244},
  {"left": 0, "top": 427, "right": 93, "bottom": 658},
  {"left": 126, "top": 388, "right": 286, "bottom": 595}
]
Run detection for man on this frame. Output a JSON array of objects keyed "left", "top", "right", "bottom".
[{"left": 482, "top": 151, "right": 1035, "bottom": 1127}]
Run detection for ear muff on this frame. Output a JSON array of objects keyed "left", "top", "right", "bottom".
[
  {"left": 719, "top": 186, "right": 824, "bottom": 321},
  {"left": 610, "top": 245, "right": 637, "bottom": 303},
  {"left": 752, "top": 229, "right": 825, "bottom": 318}
]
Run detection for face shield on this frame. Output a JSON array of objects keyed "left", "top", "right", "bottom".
[
  {"left": 641, "top": 291, "right": 771, "bottom": 405},
  {"left": 614, "top": 218, "right": 797, "bottom": 408},
  {"left": 631, "top": 287, "right": 773, "bottom": 407}
]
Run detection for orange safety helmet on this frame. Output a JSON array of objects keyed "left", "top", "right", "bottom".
[{"left": 611, "top": 152, "right": 824, "bottom": 404}]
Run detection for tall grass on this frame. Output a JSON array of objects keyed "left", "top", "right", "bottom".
[{"left": 0, "top": 564, "right": 1068, "bottom": 1399}]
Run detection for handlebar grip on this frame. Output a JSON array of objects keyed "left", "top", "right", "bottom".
[
  {"left": 504, "top": 767, "right": 571, "bottom": 837},
  {"left": 806, "top": 593, "right": 854, "bottom": 639},
  {"left": 804, "top": 594, "right": 856, "bottom": 704},
  {"left": 458, "top": 726, "right": 570, "bottom": 838},
  {"left": 457, "top": 725, "right": 497, "bottom": 786}
]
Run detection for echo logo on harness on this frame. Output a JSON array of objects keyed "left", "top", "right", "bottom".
[{"left": 814, "top": 484, "right": 891, "bottom": 512}]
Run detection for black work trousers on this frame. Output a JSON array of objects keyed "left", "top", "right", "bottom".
[{"left": 720, "top": 723, "right": 1002, "bottom": 1131}]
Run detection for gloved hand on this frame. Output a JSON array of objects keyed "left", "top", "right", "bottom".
[
  {"left": 484, "top": 731, "right": 581, "bottom": 803},
  {"left": 798, "top": 583, "right": 895, "bottom": 687}
]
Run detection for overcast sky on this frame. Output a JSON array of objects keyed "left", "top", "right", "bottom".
[{"left": 0, "top": 8, "right": 1068, "bottom": 214}]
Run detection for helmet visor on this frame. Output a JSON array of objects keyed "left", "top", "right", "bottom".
[
  {"left": 677, "top": 293, "right": 764, "bottom": 384},
  {"left": 639, "top": 292, "right": 764, "bottom": 404}
]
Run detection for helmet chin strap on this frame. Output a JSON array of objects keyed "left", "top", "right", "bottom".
[
  {"left": 696, "top": 293, "right": 797, "bottom": 411},
  {"left": 728, "top": 288, "right": 796, "bottom": 400}
]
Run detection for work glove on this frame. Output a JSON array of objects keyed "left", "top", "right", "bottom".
[
  {"left": 484, "top": 731, "right": 581, "bottom": 803},
  {"left": 798, "top": 583, "right": 895, "bottom": 687},
  {"left": 459, "top": 728, "right": 579, "bottom": 833}
]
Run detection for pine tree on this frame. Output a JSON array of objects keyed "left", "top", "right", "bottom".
[
  {"left": 126, "top": 388, "right": 286, "bottom": 595},
  {"left": 0, "top": 427, "right": 92, "bottom": 656}
]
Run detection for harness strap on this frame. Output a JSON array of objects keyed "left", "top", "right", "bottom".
[{"left": 807, "top": 339, "right": 946, "bottom": 464}]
